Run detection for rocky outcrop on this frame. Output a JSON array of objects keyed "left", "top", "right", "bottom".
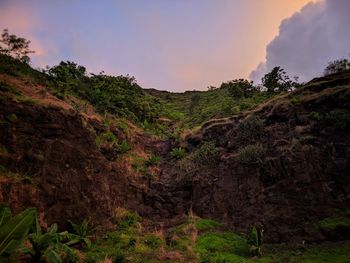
[
  {"left": 150, "top": 73, "right": 350, "bottom": 243},
  {"left": 0, "top": 72, "right": 349, "bottom": 243},
  {"left": 0, "top": 94, "right": 149, "bottom": 229}
]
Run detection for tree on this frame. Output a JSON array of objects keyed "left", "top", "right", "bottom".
[
  {"left": 0, "top": 29, "right": 34, "bottom": 63},
  {"left": 324, "top": 58, "right": 350, "bottom": 76},
  {"left": 220, "top": 79, "right": 255, "bottom": 101},
  {"left": 261, "top": 66, "right": 294, "bottom": 93}
]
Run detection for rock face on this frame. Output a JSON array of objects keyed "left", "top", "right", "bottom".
[
  {"left": 0, "top": 72, "right": 349, "bottom": 243},
  {"left": 0, "top": 96, "right": 147, "bottom": 229},
  {"left": 150, "top": 73, "right": 350, "bottom": 242}
]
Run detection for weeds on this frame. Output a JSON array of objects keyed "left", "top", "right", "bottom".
[{"left": 170, "top": 147, "right": 185, "bottom": 160}]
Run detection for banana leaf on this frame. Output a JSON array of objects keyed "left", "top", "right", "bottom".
[{"left": 0, "top": 208, "right": 36, "bottom": 255}]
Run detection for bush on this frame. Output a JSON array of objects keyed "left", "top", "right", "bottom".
[
  {"left": 192, "top": 141, "right": 219, "bottom": 165},
  {"left": 325, "top": 109, "right": 350, "bottom": 129},
  {"left": 170, "top": 147, "right": 185, "bottom": 160},
  {"left": 309, "top": 111, "right": 322, "bottom": 121},
  {"left": 237, "top": 116, "right": 264, "bottom": 142},
  {"left": 238, "top": 143, "right": 265, "bottom": 164}
]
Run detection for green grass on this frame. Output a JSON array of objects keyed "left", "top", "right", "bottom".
[
  {"left": 146, "top": 86, "right": 274, "bottom": 129},
  {"left": 300, "top": 241, "right": 350, "bottom": 263},
  {"left": 318, "top": 217, "right": 350, "bottom": 230},
  {"left": 195, "top": 218, "right": 223, "bottom": 231}
]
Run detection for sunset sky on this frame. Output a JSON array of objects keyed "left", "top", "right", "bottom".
[{"left": 0, "top": 0, "right": 349, "bottom": 91}]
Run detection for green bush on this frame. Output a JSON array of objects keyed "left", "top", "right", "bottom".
[
  {"left": 237, "top": 116, "right": 264, "bottom": 142},
  {"left": 170, "top": 147, "right": 185, "bottom": 160},
  {"left": 192, "top": 141, "right": 219, "bottom": 165},
  {"left": 238, "top": 143, "right": 265, "bottom": 164}
]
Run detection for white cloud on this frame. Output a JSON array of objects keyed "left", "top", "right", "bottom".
[{"left": 250, "top": 0, "right": 350, "bottom": 83}]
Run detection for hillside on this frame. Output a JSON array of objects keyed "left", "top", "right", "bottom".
[{"left": 0, "top": 55, "right": 350, "bottom": 262}]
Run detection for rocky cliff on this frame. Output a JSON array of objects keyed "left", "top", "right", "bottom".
[{"left": 0, "top": 71, "right": 349, "bottom": 243}]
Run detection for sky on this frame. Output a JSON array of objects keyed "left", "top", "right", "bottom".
[{"left": 0, "top": 0, "right": 348, "bottom": 91}]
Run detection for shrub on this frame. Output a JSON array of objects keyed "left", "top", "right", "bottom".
[
  {"left": 170, "top": 147, "right": 185, "bottom": 160},
  {"left": 325, "top": 109, "right": 350, "bottom": 129},
  {"left": 237, "top": 116, "right": 264, "bottom": 142},
  {"left": 192, "top": 141, "right": 219, "bottom": 165},
  {"left": 6, "top": 113, "right": 18, "bottom": 123},
  {"left": 238, "top": 143, "right": 265, "bottom": 164},
  {"left": 309, "top": 111, "right": 322, "bottom": 121}
]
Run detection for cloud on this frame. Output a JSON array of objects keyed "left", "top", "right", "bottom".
[{"left": 250, "top": 0, "right": 350, "bottom": 83}]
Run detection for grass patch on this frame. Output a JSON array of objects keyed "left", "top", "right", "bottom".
[
  {"left": 195, "top": 218, "right": 223, "bottom": 231},
  {"left": 195, "top": 232, "right": 251, "bottom": 262},
  {"left": 318, "top": 217, "right": 350, "bottom": 230}
]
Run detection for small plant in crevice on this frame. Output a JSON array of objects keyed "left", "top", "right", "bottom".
[
  {"left": 238, "top": 143, "right": 265, "bottom": 164},
  {"left": 145, "top": 154, "right": 161, "bottom": 167},
  {"left": 309, "top": 111, "right": 322, "bottom": 121},
  {"left": 67, "top": 219, "right": 92, "bottom": 248},
  {"left": 117, "top": 140, "right": 131, "bottom": 153},
  {"left": 170, "top": 147, "right": 185, "bottom": 160}
]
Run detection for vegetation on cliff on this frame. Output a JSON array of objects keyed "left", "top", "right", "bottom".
[{"left": 1, "top": 30, "right": 350, "bottom": 262}]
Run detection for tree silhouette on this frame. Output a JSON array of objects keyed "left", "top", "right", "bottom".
[
  {"left": 324, "top": 58, "right": 350, "bottom": 76},
  {"left": 0, "top": 29, "right": 35, "bottom": 63},
  {"left": 220, "top": 79, "right": 255, "bottom": 101},
  {"left": 261, "top": 66, "right": 293, "bottom": 93}
]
